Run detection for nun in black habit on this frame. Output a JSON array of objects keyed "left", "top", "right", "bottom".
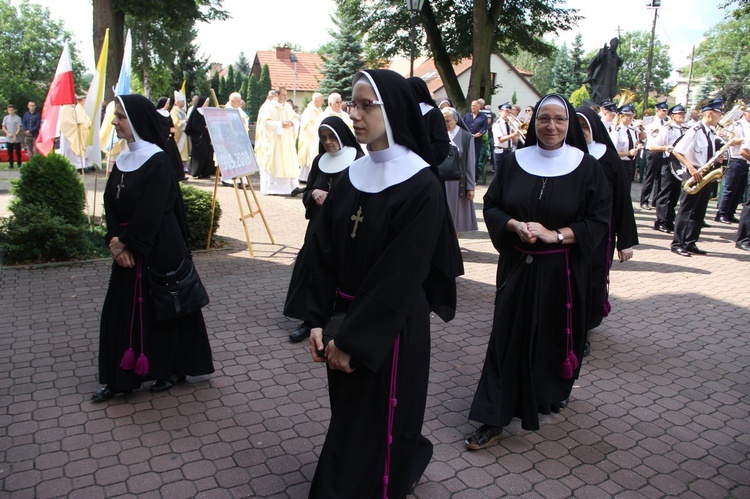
[
  {"left": 155, "top": 96, "right": 186, "bottom": 181},
  {"left": 185, "top": 96, "right": 214, "bottom": 178},
  {"left": 94, "top": 94, "right": 214, "bottom": 402},
  {"left": 575, "top": 106, "right": 638, "bottom": 340},
  {"left": 306, "top": 69, "right": 463, "bottom": 498},
  {"left": 465, "top": 94, "right": 611, "bottom": 450},
  {"left": 284, "top": 116, "right": 364, "bottom": 342},
  {"left": 406, "top": 76, "right": 451, "bottom": 166}
]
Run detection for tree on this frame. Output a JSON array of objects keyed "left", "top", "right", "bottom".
[
  {"left": 337, "top": 0, "right": 579, "bottom": 111},
  {"left": 616, "top": 30, "right": 672, "bottom": 96},
  {"left": 506, "top": 47, "right": 558, "bottom": 95},
  {"left": 259, "top": 64, "right": 272, "bottom": 100},
  {"left": 569, "top": 85, "right": 590, "bottom": 107},
  {"left": 218, "top": 75, "right": 228, "bottom": 104},
  {"left": 551, "top": 44, "right": 577, "bottom": 97},
  {"left": 226, "top": 66, "right": 236, "bottom": 94},
  {"left": 318, "top": 7, "right": 365, "bottom": 102},
  {"left": 247, "top": 74, "right": 261, "bottom": 122},
  {"left": 0, "top": 0, "right": 86, "bottom": 111},
  {"left": 690, "top": 11, "right": 749, "bottom": 104},
  {"left": 235, "top": 51, "right": 252, "bottom": 75},
  {"left": 570, "top": 33, "right": 586, "bottom": 87},
  {"left": 210, "top": 71, "right": 220, "bottom": 103},
  {"left": 697, "top": 74, "right": 715, "bottom": 103},
  {"left": 93, "top": 0, "right": 228, "bottom": 102}
]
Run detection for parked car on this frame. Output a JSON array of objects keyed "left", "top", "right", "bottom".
[{"left": 0, "top": 136, "right": 31, "bottom": 163}]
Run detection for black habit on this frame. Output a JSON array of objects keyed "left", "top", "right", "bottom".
[{"left": 185, "top": 96, "right": 215, "bottom": 178}]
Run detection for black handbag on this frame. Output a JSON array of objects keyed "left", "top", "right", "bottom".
[
  {"left": 147, "top": 257, "right": 209, "bottom": 321},
  {"left": 437, "top": 144, "right": 461, "bottom": 181}
]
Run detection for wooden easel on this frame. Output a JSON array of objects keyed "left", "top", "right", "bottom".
[{"left": 206, "top": 169, "right": 274, "bottom": 257}]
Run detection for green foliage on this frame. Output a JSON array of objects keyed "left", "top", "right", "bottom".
[
  {"left": 570, "top": 33, "right": 586, "bottom": 87},
  {"left": 569, "top": 85, "right": 590, "bottom": 108},
  {"left": 247, "top": 75, "right": 261, "bottom": 122},
  {"left": 0, "top": 0, "right": 86, "bottom": 110},
  {"left": 235, "top": 51, "right": 252, "bottom": 75},
  {"left": 0, "top": 205, "right": 104, "bottom": 264},
  {"left": 259, "top": 64, "right": 272, "bottom": 99},
  {"left": 551, "top": 44, "right": 578, "bottom": 97},
  {"left": 616, "top": 30, "right": 672, "bottom": 95},
  {"left": 691, "top": 11, "right": 749, "bottom": 104},
  {"left": 511, "top": 92, "right": 517, "bottom": 105},
  {"left": 180, "top": 184, "right": 222, "bottom": 250},
  {"left": 318, "top": 7, "right": 365, "bottom": 102},
  {"left": 226, "top": 66, "right": 236, "bottom": 94},
  {"left": 210, "top": 71, "right": 221, "bottom": 100},
  {"left": 10, "top": 153, "right": 86, "bottom": 226},
  {"left": 506, "top": 47, "right": 558, "bottom": 96},
  {"left": 697, "top": 74, "right": 715, "bottom": 103},
  {"left": 218, "top": 75, "right": 228, "bottom": 104}
]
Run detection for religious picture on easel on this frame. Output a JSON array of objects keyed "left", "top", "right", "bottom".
[{"left": 203, "top": 108, "right": 258, "bottom": 179}]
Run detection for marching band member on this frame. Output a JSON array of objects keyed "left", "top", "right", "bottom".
[
  {"left": 492, "top": 102, "right": 520, "bottom": 170},
  {"left": 652, "top": 104, "right": 688, "bottom": 233},
  {"left": 734, "top": 134, "right": 750, "bottom": 251},
  {"left": 600, "top": 100, "right": 617, "bottom": 133},
  {"left": 670, "top": 97, "right": 725, "bottom": 257},
  {"left": 715, "top": 106, "right": 750, "bottom": 224},
  {"left": 640, "top": 101, "right": 669, "bottom": 209},
  {"left": 610, "top": 104, "right": 646, "bottom": 193}
]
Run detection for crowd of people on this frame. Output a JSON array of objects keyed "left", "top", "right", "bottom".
[{"left": 5, "top": 64, "right": 748, "bottom": 498}]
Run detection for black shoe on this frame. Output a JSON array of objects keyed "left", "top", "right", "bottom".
[
  {"left": 653, "top": 223, "right": 670, "bottom": 233},
  {"left": 465, "top": 425, "right": 503, "bottom": 450},
  {"left": 701, "top": 221, "right": 711, "bottom": 228},
  {"left": 729, "top": 216, "right": 740, "bottom": 223},
  {"left": 290, "top": 187, "right": 304, "bottom": 197},
  {"left": 92, "top": 386, "right": 131, "bottom": 402},
  {"left": 736, "top": 241, "right": 750, "bottom": 252},
  {"left": 583, "top": 339, "right": 591, "bottom": 358},
  {"left": 685, "top": 245, "right": 707, "bottom": 255},
  {"left": 149, "top": 375, "right": 185, "bottom": 393},
  {"left": 8, "top": 165, "right": 13, "bottom": 169},
  {"left": 671, "top": 247, "right": 691, "bottom": 257},
  {"left": 289, "top": 324, "right": 310, "bottom": 343},
  {"left": 640, "top": 202, "right": 652, "bottom": 210},
  {"left": 716, "top": 216, "right": 733, "bottom": 225}
]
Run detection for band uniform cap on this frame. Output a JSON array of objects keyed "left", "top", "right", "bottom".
[
  {"left": 601, "top": 101, "right": 618, "bottom": 112},
  {"left": 498, "top": 102, "right": 512, "bottom": 110},
  {"left": 655, "top": 101, "right": 669, "bottom": 110},
  {"left": 619, "top": 104, "right": 636, "bottom": 115},
  {"left": 701, "top": 97, "right": 724, "bottom": 113},
  {"left": 668, "top": 104, "right": 686, "bottom": 115}
]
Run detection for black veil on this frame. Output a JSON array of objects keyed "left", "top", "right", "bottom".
[{"left": 522, "top": 93, "right": 588, "bottom": 154}]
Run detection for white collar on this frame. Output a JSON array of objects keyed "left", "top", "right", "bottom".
[
  {"left": 587, "top": 141, "right": 607, "bottom": 160},
  {"left": 419, "top": 102, "right": 433, "bottom": 116},
  {"left": 348, "top": 144, "right": 429, "bottom": 193},
  {"left": 116, "top": 140, "right": 163, "bottom": 172},
  {"left": 319, "top": 146, "right": 358, "bottom": 174},
  {"left": 157, "top": 109, "right": 169, "bottom": 117},
  {"left": 515, "top": 144, "right": 583, "bottom": 177}
]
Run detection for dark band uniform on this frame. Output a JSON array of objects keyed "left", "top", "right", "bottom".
[
  {"left": 671, "top": 98, "right": 725, "bottom": 255},
  {"left": 716, "top": 113, "right": 750, "bottom": 222},
  {"left": 653, "top": 104, "right": 688, "bottom": 232},
  {"left": 640, "top": 101, "right": 670, "bottom": 208}
]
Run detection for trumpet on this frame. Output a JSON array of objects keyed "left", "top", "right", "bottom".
[{"left": 506, "top": 114, "right": 526, "bottom": 144}]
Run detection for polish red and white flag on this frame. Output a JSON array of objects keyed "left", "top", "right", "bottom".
[{"left": 36, "top": 41, "right": 76, "bottom": 156}]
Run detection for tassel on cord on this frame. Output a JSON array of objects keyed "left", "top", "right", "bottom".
[
  {"left": 133, "top": 259, "right": 149, "bottom": 376},
  {"left": 120, "top": 258, "right": 140, "bottom": 371}
]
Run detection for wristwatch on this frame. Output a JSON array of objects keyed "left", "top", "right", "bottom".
[{"left": 555, "top": 229, "right": 564, "bottom": 244}]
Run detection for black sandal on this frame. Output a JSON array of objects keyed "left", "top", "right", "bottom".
[{"left": 465, "top": 425, "right": 502, "bottom": 450}]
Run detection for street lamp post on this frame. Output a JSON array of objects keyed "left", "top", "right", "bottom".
[
  {"left": 643, "top": 0, "right": 660, "bottom": 115},
  {"left": 405, "top": 0, "right": 425, "bottom": 78}
]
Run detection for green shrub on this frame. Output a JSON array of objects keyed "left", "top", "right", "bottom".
[
  {"left": 569, "top": 85, "right": 591, "bottom": 108},
  {"left": 180, "top": 184, "right": 222, "bottom": 250},
  {"left": 0, "top": 204, "right": 105, "bottom": 264},
  {"left": 10, "top": 153, "right": 86, "bottom": 225}
]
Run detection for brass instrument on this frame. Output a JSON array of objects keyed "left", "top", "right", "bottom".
[
  {"left": 682, "top": 100, "right": 747, "bottom": 195},
  {"left": 506, "top": 114, "right": 526, "bottom": 144}
]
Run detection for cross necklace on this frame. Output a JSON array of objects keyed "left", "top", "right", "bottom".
[
  {"left": 116, "top": 173, "right": 126, "bottom": 199},
  {"left": 538, "top": 178, "right": 548, "bottom": 200},
  {"left": 350, "top": 206, "right": 364, "bottom": 238}
]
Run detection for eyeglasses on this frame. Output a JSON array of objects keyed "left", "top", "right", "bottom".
[
  {"left": 536, "top": 116, "right": 568, "bottom": 125},
  {"left": 347, "top": 99, "right": 384, "bottom": 113}
]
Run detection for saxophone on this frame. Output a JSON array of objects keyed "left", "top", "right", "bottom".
[{"left": 682, "top": 101, "right": 747, "bottom": 195}]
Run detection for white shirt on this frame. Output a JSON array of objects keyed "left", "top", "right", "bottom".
[
  {"left": 492, "top": 117, "right": 512, "bottom": 149},
  {"left": 673, "top": 122, "right": 716, "bottom": 167},
  {"left": 729, "top": 117, "right": 750, "bottom": 157},
  {"left": 610, "top": 125, "right": 640, "bottom": 159},
  {"left": 649, "top": 123, "right": 687, "bottom": 158}
]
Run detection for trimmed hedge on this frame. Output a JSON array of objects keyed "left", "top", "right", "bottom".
[{"left": 181, "top": 184, "right": 222, "bottom": 250}]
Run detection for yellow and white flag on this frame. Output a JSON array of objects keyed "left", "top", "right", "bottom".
[{"left": 84, "top": 28, "right": 109, "bottom": 168}]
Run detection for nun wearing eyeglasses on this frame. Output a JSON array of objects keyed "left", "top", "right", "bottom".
[
  {"left": 575, "top": 106, "right": 638, "bottom": 354},
  {"left": 305, "top": 69, "right": 463, "bottom": 498},
  {"left": 464, "top": 94, "right": 610, "bottom": 451}
]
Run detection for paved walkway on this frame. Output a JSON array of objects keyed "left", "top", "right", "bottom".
[{"left": 1, "top": 169, "right": 749, "bottom": 498}]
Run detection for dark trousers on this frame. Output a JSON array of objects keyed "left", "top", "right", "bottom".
[
  {"left": 736, "top": 173, "right": 750, "bottom": 244},
  {"left": 622, "top": 160, "right": 635, "bottom": 198},
  {"left": 640, "top": 153, "right": 663, "bottom": 205},
  {"left": 493, "top": 149, "right": 510, "bottom": 172},
  {"left": 654, "top": 164, "right": 682, "bottom": 228},
  {"left": 716, "top": 159, "right": 749, "bottom": 219},
  {"left": 7, "top": 142, "right": 22, "bottom": 165},
  {"left": 672, "top": 174, "right": 712, "bottom": 249}
]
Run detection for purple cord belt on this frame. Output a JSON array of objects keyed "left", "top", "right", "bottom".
[{"left": 511, "top": 245, "right": 578, "bottom": 379}]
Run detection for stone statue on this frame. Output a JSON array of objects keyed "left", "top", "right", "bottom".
[{"left": 586, "top": 38, "right": 623, "bottom": 104}]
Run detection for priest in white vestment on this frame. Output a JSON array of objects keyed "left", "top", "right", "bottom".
[
  {"left": 171, "top": 91, "right": 189, "bottom": 171},
  {"left": 60, "top": 95, "right": 93, "bottom": 170},
  {"left": 254, "top": 90, "right": 277, "bottom": 173},
  {"left": 319, "top": 92, "right": 353, "bottom": 131},
  {"left": 258, "top": 87, "right": 299, "bottom": 195},
  {"left": 296, "top": 92, "right": 324, "bottom": 183}
]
